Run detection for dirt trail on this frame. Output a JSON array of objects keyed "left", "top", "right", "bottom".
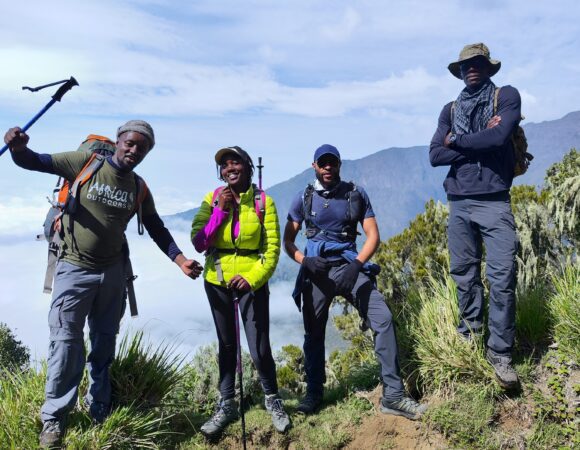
[{"left": 346, "top": 387, "right": 446, "bottom": 450}]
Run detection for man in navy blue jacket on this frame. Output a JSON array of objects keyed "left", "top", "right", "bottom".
[{"left": 430, "top": 43, "right": 520, "bottom": 389}]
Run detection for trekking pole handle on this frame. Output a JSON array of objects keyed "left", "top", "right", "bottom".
[
  {"left": 257, "top": 156, "right": 263, "bottom": 190},
  {"left": 0, "top": 77, "right": 79, "bottom": 157},
  {"left": 51, "top": 77, "right": 79, "bottom": 102}
]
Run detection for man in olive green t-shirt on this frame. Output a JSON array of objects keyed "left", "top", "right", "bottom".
[{"left": 4, "top": 120, "right": 203, "bottom": 448}]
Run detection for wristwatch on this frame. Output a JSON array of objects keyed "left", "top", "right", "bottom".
[{"left": 448, "top": 133, "right": 457, "bottom": 148}]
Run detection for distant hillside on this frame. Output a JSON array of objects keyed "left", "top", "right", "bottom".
[{"left": 167, "top": 110, "right": 580, "bottom": 240}]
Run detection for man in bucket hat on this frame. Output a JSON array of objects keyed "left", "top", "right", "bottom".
[{"left": 429, "top": 43, "right": 521, "bottom": 389}]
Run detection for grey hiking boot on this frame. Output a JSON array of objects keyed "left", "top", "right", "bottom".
[
  {"left": 265, "top": 393, "right": 291, "bottom": 433},
  {"left": 486, "top": 349, "right": 520, "bottom": 390},
  {"left": 380, "top": 396, "right": 428, "bottom": 420},
  {"left": 200, "top": 398, "right": 239, "bottom": 437},
  {"left": 81, "top": 397, "right": 110, "bottom": 424},
  {"left": 296, "top": 392, "right": 322, "bottom": 414},
  {"left": 39, "top": 420, "right": 63, "bottom": 448}
]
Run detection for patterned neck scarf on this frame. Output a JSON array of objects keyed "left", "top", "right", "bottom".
[{"left": 452, "top": 79, "right": 496, "bottom": 135}]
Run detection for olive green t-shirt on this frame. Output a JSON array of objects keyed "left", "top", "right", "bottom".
[{"left": 50, "top": 151, "right": 156, "bottom": 269}]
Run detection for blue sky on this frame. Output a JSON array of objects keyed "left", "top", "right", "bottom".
[{"left": 1, "top": 0, "right": 579, "bottom": 359}]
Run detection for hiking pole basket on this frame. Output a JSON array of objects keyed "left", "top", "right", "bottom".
[
  {"left": 0, "top": 77, "right": 78, "bottom": 157},
  {"left": 233, "top": 290, "right": 247, "bottom": 449}
]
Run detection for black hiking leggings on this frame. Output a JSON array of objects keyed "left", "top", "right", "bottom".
[{"left": 204, "top": 281, "right": 278, "bottom": 400}]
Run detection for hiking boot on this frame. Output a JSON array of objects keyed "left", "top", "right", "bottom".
[
  {"left": 380, "top": 396, "right": 427, "bottom": 420},
  {"left": 200, "top": 398, "right": 239, "bottom": 437},
  {"left": 89, "top": 401, "right": 111, "bottom": 424},
  {"left": 486, "top": 349, "right": 520, "bottom": 390},
  {"left": 296, "top": 392, "right": 322, "bottom": 414},
  {"left": 80, "top": 397, "right": 110, "bottom": 424},
  {"left": 39, "top": 420, "right": 63, "bottom": 448},
  {"left": 265, "top": 393, "right": 291, "bottom": 433}
]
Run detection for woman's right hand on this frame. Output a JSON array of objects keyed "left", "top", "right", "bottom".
[{"left": 217, "top": 186, "right": 234, "bottom": 211}]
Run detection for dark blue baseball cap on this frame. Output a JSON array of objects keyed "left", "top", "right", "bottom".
[{"left": 313, "top": 144, "right": 341, "bottom": 163}]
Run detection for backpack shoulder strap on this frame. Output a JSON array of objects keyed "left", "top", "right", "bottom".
[
  {"left": 67, "top": 153, "right": 106, "bottom": 212},
  {"left": 253, "top": 186, "right": 266, "bottom": 224},
  {"left": 133, "top": 174, "right": 148, "bottom": 236},
  {"left": 302, "top": 184, "right": 315, "bottom": 222},
  {"left": 211, "top": 186, "right": 226, "bottom": 208},
  {"left": 493, "top": 87, "right": 501, "bottom": 115}
]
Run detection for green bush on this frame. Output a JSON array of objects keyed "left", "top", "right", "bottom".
[
  {"left": 275, "top": 344, "right": 304, "bottom": 394},
  {"left": 0, "top": 322, "right": 30, "bottom": 372},
  {"left": 168, "top": 343, "right": 261, "bottom": 417}
]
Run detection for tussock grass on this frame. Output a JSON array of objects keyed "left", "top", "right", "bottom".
[
  {"left": 410, "top": 274, "right": 496, "bottom": 392},
  {"left": 110, "top": 331, "right": 184, "bottom": 408},
  {"left": 516, "top": 284, "right": 552, "bottom": 348},
  {"left": 549, "top": 264, "right": 580, "bottom": 363},
  {"left": 64, "top": 407, "right": 171, "bottom": 449}
]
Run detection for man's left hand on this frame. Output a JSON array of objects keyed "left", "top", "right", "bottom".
[
  {"left": 335, "top": 259, "right": 363, "bottom": 295},
  {"left": 180, "top": 259, "right": 203, "bottom": 279}
]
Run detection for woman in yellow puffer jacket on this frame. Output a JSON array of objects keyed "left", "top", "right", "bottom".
[{"left": 191, "top": 146, "right": 290, "bottom": 436}]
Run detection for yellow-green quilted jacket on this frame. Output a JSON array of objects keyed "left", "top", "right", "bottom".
[{"left": 191, "top": 185, "right": 280, "bottom": 290}]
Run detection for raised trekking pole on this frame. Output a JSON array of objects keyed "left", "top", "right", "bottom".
[
  {"left": 0, "top": 77, "right": 79, "bottom": 157},
  {"left": 232, "top": 289, "right": 247, "bottom": 449}
]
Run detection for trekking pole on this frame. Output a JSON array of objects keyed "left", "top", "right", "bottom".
[
  {"left": 232, "top": 289, "right": 247, "bottom": 450},
  {"left": 0, "top": 77, "right": 79, "bottom": 157},
  {"left": 257, "top": 156, "right": 264, "bottom": 190}
]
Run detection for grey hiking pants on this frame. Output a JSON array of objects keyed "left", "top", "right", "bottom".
[
  {"left": 302, "top": 265, "right": 405, "bottom": 402},
  {"left": 40, "top": 259, "right": 126, "bottom": 423},
  {"left": 204, "top": 281, "right": 278, "bottom": 400},
  {"left": 447, "top": 192, "right": 518, "bottom": 355}
]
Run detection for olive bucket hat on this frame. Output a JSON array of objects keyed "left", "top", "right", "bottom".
[{"left": 448, "top": 43, "right": 501, "bottom": 79}]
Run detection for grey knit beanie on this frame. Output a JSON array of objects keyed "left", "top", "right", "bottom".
[{"left": 117, "top": 120, "right": 155, "bottom": 149}]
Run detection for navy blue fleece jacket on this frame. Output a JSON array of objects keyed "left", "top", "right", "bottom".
[{"left": 429, "top": 85, "right": 521, "bottom": 196}]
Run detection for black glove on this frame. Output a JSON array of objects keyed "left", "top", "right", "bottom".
[
  {"left": 335, "top": 259, "right": 363, "bottom": 295},
  {"left": 302, "top": 256, "right": 331, "bottom": 276}
]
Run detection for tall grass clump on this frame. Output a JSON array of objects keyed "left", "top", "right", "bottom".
[
  {"left": 411, "top": 273, "right": 495, "bottom": 391},
  {"left": 64, "top": 406, "right": 169, "bottom": 449},
  {"left": 549, "top": 264, "right": 580, "bottom": 362},
  {"left": 515, "top": 284, "right": 552, "bottom": 348},
  {"left": 110, "top": 331, "right": 184, "bottom": 408},
  {"left": 0, "top": 367, "right": 46, "bottom": 448}
]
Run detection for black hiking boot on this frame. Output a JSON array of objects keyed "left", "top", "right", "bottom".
[
  {"left": 265, "top": 393, "right": 291, "bottom": 432},
  {"left": 296, "top": 392, "right": 322, "bottom": 414},
  {"left": 380, "top": 396, "right": 428, "bottom": 420},
  {"left": 39, "top": 419, "right": 63, "bottom": 448},
  {"left": 486, "top": 349, "right": 520, "bottom": 390}
]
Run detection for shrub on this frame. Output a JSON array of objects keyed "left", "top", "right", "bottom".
[{"left": 0, "top": 322, "right": 30, "bottom": 372}]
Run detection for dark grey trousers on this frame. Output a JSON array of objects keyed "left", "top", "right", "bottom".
[
  {"left": 204, "top": 281, "right": 278, "bottom": 400},
  {"left": 40, "top": 259, "right": 126, "bottom": 423},
  {"left": 302, "top": 265, "right": 405, "bottom": 401},
  {"left": 448, "top": 193, "right": 518, "bottom": 355}
]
